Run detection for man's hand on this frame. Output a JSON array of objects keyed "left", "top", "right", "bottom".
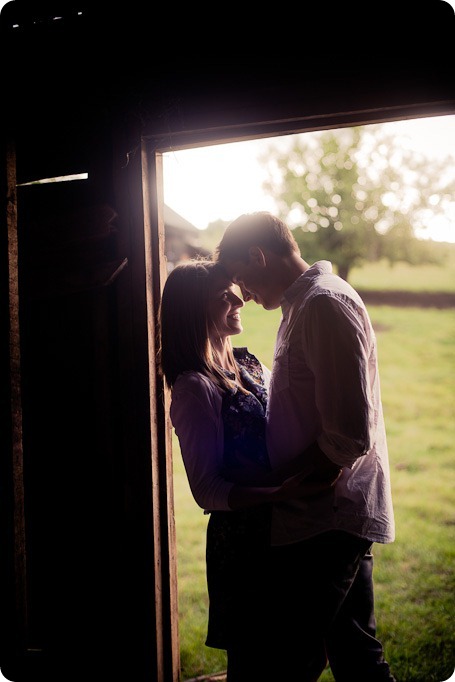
[
  {"left": 306, "top": 444, "right": 343, "bottom": 485},
  {"left": 277, "top": 467, "right": 341, "bottom": 501},
  {"left": 276, "top": 443, "right": 343, "bottom": 501}
]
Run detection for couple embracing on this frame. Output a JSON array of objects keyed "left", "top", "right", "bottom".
[{"left": 159, "top": 211, "right": 396, "bottom": 682}]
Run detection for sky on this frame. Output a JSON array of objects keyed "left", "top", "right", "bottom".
[{"left": 163, "top": 114, "right": 455, "bottom": 244}]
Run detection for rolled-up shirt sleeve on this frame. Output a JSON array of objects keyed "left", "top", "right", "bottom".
[
  {"left": 170, "top": 372, "right": 233, "bottom": 511},
  {"left": 303, "top": 293, "right": 376, "bottom": 468}
]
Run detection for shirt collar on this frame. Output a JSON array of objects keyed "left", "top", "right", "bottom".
[{"left": 281, "top": 260, "right": 333, "bottom": 312}]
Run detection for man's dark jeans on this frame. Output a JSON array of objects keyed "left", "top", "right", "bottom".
[{"left": 266, "top": 530, "right": 396, "bottom": 681}]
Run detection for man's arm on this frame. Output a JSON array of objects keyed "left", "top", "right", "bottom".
[
  {"left": 227, "top": 444, "right": 342, "bottom": 510},
  {"left": 224, "top": 441, "right": 342, "bottom": 490}
]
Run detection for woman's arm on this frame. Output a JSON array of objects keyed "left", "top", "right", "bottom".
[
  {"left": 224, "top": 441, "right": 342, "bottom": 487},
  {"left": 172, "top": 373, "right": 341, "bottom": 513},
  {"left": 171, "top": 373, "right": 234, "bottom": 511},
  {"left": 228, "top": 443, "right": 342, "bottom": 509}
]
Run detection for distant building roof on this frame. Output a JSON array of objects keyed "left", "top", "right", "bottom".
[
  {"left": 163, "top": 204, "right": 202, "bottom": 235},
  {"left": 163, "top": 205, "right": 210, "bottom": 270}
]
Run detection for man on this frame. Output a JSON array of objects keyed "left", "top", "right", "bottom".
[{"left": 215, "top": 211, "right": 396, "bottom": 682}]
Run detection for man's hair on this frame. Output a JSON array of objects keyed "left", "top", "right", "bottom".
[{"left": 214, "top": 211, "right": 300, "bottom": 263}]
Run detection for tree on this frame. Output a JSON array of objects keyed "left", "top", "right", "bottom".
[
  {"left": 202, "top": 218, "right": 230, "bottom": 255},
  {"left": 261, "top": 124, "right": 455, "bottom": 281}
]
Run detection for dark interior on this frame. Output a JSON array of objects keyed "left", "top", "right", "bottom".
[{"left": 1, "top": 3, "right": 454, "bottom": 681}]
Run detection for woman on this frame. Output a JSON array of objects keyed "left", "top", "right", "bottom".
[{"left": 158, "top": 259, "right": 303, "bottom": 681}]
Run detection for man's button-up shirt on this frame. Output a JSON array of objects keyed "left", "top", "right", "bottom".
[{"left": 267, "top": 261, "right": 395, "bottom": 546}]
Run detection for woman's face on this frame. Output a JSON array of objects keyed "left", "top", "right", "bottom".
[{"left": 207, "top": 273, "right": 244, "bottom": 343}]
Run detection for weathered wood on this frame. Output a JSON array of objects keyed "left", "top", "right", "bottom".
[
  {"left": 5, "top": 135, "right": 28, "bottom": 651},
  {"left": 143, "top": 141, "right": 181, "bottom": 681}
]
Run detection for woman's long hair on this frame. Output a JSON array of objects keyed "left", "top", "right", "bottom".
[{"left": 158, "top": 259, "right": 241, "bottom": 391}]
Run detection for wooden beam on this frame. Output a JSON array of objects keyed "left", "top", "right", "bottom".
[
  {"left": 5, "top": 135, "right": 28, "bottom": 654},
  {"left": 143, "top": 140, "right": 180, "bottom": 681}
]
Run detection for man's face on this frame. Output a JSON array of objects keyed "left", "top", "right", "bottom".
[{"left": 222, "top": 254, "right": 282, "bottom": 310}]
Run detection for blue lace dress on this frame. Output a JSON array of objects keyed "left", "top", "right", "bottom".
[{"left": 205, "top": 347, "right": 272, "bottom": 650}]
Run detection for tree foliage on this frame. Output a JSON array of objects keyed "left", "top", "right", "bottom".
[
  {"left": 260, "top": 124, "right": 455, "bottom": 281},
  {"left": 203, "top": 218, "right": 230, "bottom": 255}
]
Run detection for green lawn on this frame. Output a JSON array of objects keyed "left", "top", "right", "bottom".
[
  {"left": 172, "top": 258, "right": 455, "bottom": 682},
  {"left": 349, "top": 249, "right": 455, "bottom": 294}
]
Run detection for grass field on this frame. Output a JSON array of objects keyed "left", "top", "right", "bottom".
[
  {"left": 349, "top": 251, "right": 455, "bottom": 294},
  {"left": 172, "top": 255, "right": 455, "bottom": 682}
]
